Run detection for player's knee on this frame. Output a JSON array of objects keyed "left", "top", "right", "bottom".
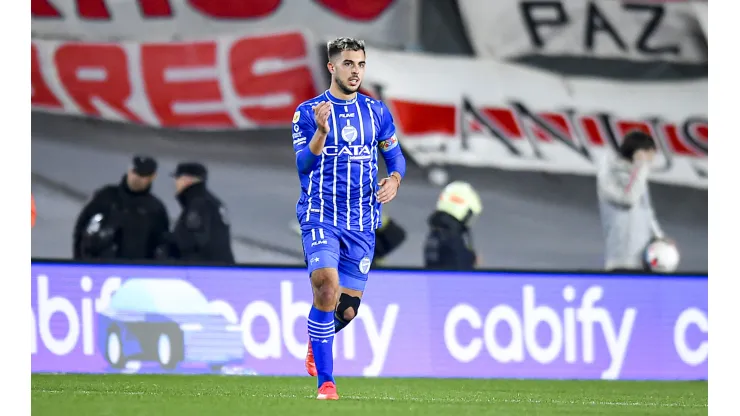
[
  {"left": 311, "top": 268, "right": 339, "bottom": 306},
  {"left": 337, "top": 293, "right": 361, "bottom": 323},
  {"left": 311, "top": 267, "right": 338, "bottom": 288}
]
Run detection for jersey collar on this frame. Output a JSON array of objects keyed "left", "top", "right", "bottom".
[{"left": 324, "top": 89, "right": 357, "bottom": 105}]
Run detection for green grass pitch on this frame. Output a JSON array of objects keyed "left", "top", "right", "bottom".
[{"left": 31, "top": 374, "right": 707, "bottom": 416}]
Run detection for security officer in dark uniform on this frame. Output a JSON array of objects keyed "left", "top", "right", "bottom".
[
  {"left": 167, "top": 162, "right": 235, "bottom": 264},
  {"left": 73, "top": 155, "right": 170, "bottom": 260},
  {"left": 423, "top": 181, "right": 483, "bottom": 271}
]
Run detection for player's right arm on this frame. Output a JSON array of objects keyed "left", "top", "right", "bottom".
[
  {"left": 294, "top": 102, "right": 331, "bottom": 174},
  {"left": 597, "top": 159, "right": 651, "bottom": 208}
]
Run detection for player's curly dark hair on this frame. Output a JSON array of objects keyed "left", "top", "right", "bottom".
[{"left": 327, "top": 37, "right": 366, "bottom": 61}]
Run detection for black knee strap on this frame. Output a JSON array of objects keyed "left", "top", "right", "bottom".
[{"left": 335, "top": 293, "right": 361, "bottom": 325}]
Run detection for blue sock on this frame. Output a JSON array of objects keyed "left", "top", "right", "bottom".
[{"left": 308, "top": 306, "right": 335, "bottom": 387}]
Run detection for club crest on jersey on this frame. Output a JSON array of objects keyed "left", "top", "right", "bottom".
[
  {"left": 292, "top": 111, "right": 300, "bottom": 123},
  {"left": 359, "top": 257, "right": 372, "bottom": 274},
  {"left": 379, "top": 134, "right": 399, "bottom": 153},
  {"left": 341, "top": 125, "right": 358, "bottom": 143}
]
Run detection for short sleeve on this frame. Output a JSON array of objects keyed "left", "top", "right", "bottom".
[
  {"left": 377, "top": 101, "right": 396, "bottom": 141},
  {"left": 292, "top": 106, "right": 316, "bottom": 153},
  {"left": 377, "top": 101, "right": 401, "bottom": 156}
]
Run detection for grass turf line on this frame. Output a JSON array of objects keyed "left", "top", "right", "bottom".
[{"left": 32, "top": 374, "right": 707, "bottom": 416}]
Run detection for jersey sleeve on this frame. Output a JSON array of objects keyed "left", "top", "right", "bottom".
[
  {"left": 292, "top": 105, "right": 315, "bottom": 153},
  {"left": 293, "top": 104, "right": 320, "bottom": 173},
  {"left": 597, "top": 160, "right": 651, "bottom": 208},
  {"left": 376, "top": 101, "right": 402, "bottom": 158}
]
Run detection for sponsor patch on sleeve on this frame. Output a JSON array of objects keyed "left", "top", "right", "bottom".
[
  {"left": 378, "top": 134, "right": 399, "bottom": 153},
  {"left": 292, "top": 111, "right": 301, "bottom": 123}
]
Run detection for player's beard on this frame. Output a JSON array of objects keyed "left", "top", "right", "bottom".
[{"left": 335, "top": 76, "right": 361, "bottom": 95}]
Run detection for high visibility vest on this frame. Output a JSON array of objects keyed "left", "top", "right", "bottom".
[{"left": 31, "top": 195, "right": 36, "bottom": 228}]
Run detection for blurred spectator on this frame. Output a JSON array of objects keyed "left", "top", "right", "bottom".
[
  {"left": 372, "top": 212, "right": 407, "bottom": 267},
  {"left": 73, "top": 156, "right": 170, "bottom": 260},
  {"left": 165, "top": 162, "right": 235, "bottom": 264},
  {"left": 423, "top": 181, "right": 482, "bottom": 270},
  {"left": 31, "top": 194, "right": 36, "bottom": 228},
  {"left": 597, "top": 130, "right": 672, "bottom": 272}
]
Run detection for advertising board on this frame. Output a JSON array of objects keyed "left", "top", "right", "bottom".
[{"left": 32, "top": 262, "right": 707, "bottom": 380}]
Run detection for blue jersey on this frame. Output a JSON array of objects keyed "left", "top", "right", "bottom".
[{"left": 292, "top": 90, "right": 402, "bottom": 232}]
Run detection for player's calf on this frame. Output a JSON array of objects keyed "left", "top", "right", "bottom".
[
  {"left": 334, "top": 292, "right": 361, "bottom": 333},
  {"left": 308, "top": 267, "right": 339, "bottom": 387}
]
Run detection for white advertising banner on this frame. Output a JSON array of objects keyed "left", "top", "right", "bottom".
[
  {"left": 362, "top": 48, "right": 708, "bottom": 189},
  {"left": 457, "top": 0, "right": 707, "bottom": 63},
  {"left": 692, "top": 1, "right": 708, "bottom": 39},
  {"left": 32, "top": 0, "right": 413, "bottom": 48}
]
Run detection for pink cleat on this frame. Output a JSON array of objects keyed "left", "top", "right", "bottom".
[
  {"left": 305, "top": 341, "right": 317, "bottom": 377},
  {"left": 316, "top": 381, "right": 339, "bottom": 400}
]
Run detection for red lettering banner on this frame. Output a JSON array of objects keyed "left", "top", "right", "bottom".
[
  {"left": 32, "top": 0, "right": 395, "bottom": 21},
  {"left": 31, "top": 0, "right": 410, "bottom": 48},
  {"left": 32, "top": 31, "right": 322, "bottom": 129},
  {"left": 361, "top": 48, "right": 708, "bottom": 189}
]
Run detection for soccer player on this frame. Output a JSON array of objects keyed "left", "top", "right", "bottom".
[
  {"left": 596, "top": 130, "right": 673, "bottom": 271},
  {"left": 292, "top": 37, "right": 406, "bottom": 400}
]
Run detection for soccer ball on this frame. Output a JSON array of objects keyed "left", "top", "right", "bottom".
[{"left": 644, "top": 240, "right": 680, "bottom": 273}]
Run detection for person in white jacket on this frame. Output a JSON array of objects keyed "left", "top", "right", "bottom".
[{"left": 596, "top": 130, "right": 672, "bottom": 271}]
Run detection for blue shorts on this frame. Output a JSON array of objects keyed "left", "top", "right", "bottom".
[{"left": 301, "top": 223, "right": 375, "bottom": 292}]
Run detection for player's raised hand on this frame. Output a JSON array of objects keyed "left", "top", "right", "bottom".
[
  {"left": 312, "top": 102, "right": 332, "bottom": 134},
  {"left": 377, "top": 175, "right": 400, "bottom": 204}
]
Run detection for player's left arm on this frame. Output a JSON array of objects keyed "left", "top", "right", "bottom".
[
  {"left": 293, "top": 105, "right": 322, "bottom": 174},
  {"left": 645, "top": 187, "right": 668, "bottom": 242},
  {"left": 376, "top": 101, "right": 406, "bottom": 204}
]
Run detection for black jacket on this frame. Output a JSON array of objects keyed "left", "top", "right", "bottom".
[
  {"left": 73, "top": 176, "right": 170, "bottom": 260},
  {"left": 168, "top": 182, "right": 235, "bottom": 264},
  {"left": 423, "top": 211, "right": 477, "bottom": 271},
  {"left": 372, "top": 216, "right": 406, "bottom": 267}
]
